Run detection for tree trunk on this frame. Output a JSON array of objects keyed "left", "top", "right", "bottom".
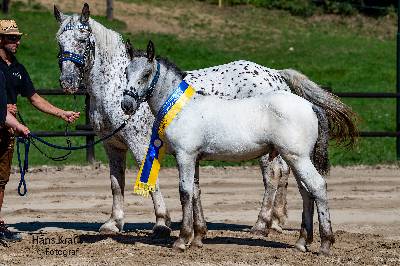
[
  {"left": 106, "top": 0, "right": 113, "bottom": 21},
  {"left": 2, "top": 0, "right": 10, "bottom": 14}
]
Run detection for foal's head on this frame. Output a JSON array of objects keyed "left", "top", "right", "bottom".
[
  {"left": 121, "top": 40, "right": 157, "bottom": 115},
  {"left": 54, "top": 3, "right": 94, "bottom": 94}
]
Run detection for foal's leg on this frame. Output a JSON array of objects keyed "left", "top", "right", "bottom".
[
  {"left": 251, "top": 154, "right": 282, "bottom": 236},
  {"left": 289, "top": 156, "right": 334, "bottom": 256},
  {"left": 172, "top": 153, "right": 196, "bottom": 252},
  {"left": 99, "top": 143, "right": 127, "bottom": 234},
  {"left": 191, "top": 161, "right": 207, "bottom": 248}
]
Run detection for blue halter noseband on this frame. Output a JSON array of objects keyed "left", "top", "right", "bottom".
[
  {"left": 58, "top": 22, "right": 92, "bottom": 67},
  {"left": 123, "top": 61, "right": 161, "bottom": 103}
]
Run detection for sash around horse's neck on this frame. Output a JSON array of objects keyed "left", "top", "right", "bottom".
[{"left": 146, "top": 61, "right": 189, "bottom": 117}]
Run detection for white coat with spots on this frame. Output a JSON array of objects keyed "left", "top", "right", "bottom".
[
  {"left": 53, "top": 4, "right": 296, "bottom": 237},
  {"left": 121, "top": 41, "right": 358, "bottom": 255}
]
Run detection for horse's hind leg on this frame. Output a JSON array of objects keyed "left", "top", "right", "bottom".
[
  {"left": 288, "top": 156, "right": 334, "bottom": 255},
  {"left": 99, "top": 143, "right": 127, "bottom": 234},
  {"left": 271, "top": 156, "right": 289, "bottom": 233},
  {"left": 294, "top": 186, "right": 314, "bottom": 252},
  {"left": 191, "top": 161, "right": 207, "bottom": 248},
  {"left": 251, "top": 154, "right": 288, "bottom": 236}
]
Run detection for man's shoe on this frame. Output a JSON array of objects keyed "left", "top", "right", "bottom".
[{"left": 0, "top": 221, "right": 22, "bottom": 242}]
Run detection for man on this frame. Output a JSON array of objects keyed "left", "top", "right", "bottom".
[{"left": 0, "top": 20, "right": 80, "bottom": 241}]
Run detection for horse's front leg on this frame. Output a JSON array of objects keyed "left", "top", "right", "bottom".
[
  {"left": 172, "top": 153, "right": 196, "bottom": 252},
  {"left": 128, "top": 140, "right": 171, "bottom": 238},
  {"left": 251, "top": 153, "right": 288, "bottom": 236},
  {"left": 99, "top": 143, "right": 127, "bottom": 234},
  {"left": 191, "top": 161, "right": 207, "bottom": 248}
]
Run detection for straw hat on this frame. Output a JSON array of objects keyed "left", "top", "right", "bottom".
[{"left": 0, "top": 20, "right": 23, "bottom": 35}]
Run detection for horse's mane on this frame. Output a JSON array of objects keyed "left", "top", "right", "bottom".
[
  {"left": 89, "top": 19, "right": 126, "bottom": 60},
  {"left": 133, "top": 49, "right": 187, "bottom": 80},
  {"left": 57, "top": 15, "right": 127, "bottom": 62}
]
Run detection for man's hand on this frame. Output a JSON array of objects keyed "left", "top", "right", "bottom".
[
  {"left": 15, "top": 124, "right": 30, "bottom": 138},
  {"left": 59, "top": 111, "right": 80, "bottom": 123},
  {"left": 7, "top": 104, "right": 17, "bottom": 116}
]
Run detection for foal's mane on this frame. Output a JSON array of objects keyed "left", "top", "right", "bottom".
[{"left": 134, "top": 50, "right": 187, "bottom": 79}]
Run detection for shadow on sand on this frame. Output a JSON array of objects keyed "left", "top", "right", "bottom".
[{"left": 10, "top": 221, "right": 294, "bottom": 249}]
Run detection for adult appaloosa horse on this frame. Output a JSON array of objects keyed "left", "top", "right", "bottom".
[
  {"left": 54, "top": 3, "right": 297, "bottom": 236},
  {"left": 54, "top": 4, "right": 356, "bottom": 239},
  {"left": 121, "top": 41, "right": 357, "bottom": 255}
]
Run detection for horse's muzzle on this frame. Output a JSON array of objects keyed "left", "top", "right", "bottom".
[
  {"left": 60, "top": 75, "right": 80, "bottom": 94},
  {"left": 121, "top": 97, "right": 138, "bottom": 115}
]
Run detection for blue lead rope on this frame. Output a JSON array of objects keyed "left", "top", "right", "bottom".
[
  {"left": 14, "top": 119, "right": 128, "bottom": 196},
  {"left": 16, "top": 137, "right": 30, "bottom": 196}
]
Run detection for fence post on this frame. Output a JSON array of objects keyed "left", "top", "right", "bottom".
[
  {"left": 106, "top": 0, "right": 113, "bottom": 21},
  {"left": 85, "top": 94, "right": 95, "bottom": 163},
  {"left": 2, "top": 0, "right": 9, "bottom": 14},
  {"left": 397, "top": 0, "right": 400, "bottom": 159}
]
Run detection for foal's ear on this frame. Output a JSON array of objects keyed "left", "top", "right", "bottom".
[
  {"left": 54, "top": 5, "right": 67, "bottom": 23},
  {"left": 125, "top": 39, "right": 134, "bottom": 60},
  {"left": 146, "top": 40, "right": 155, "bottom": 62},
  {"left": 80, "top": 3, "right": 90, "bottom": 24}
]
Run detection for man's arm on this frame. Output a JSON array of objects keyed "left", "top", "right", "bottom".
[
  {"left": 28, "top": 93, "right": 80, "bottom": 123},
  {"left": 5, "top": 110, "right": 30, "bottom": 137}
]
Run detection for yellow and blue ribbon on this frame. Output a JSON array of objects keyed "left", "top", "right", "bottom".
[{"left": 134, "top": 80, "right": 196, "bottom": 196}]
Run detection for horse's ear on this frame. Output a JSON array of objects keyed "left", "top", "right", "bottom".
[
  {"left": 126, "top": 39, "right": 134, "bottom": 60},
  {"left": 54, "top": 5, "right": 66, "bottom": 23},
  {"left": 80, "top": 3, "right": 90, "bottom": 24},
  {"left": 146, "top": 40, "right": 155, "bottom": 62}
]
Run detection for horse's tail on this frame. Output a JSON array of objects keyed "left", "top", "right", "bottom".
[
  {"left": 279, "top": 69, "right": 358, "bottom": 147},
  {"left": 312, "top": 105, "right": 330, "bottom": 176}
]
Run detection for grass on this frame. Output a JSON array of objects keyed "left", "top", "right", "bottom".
[{"left": 0, "top": 1, "right": 398, "bottom": 167}]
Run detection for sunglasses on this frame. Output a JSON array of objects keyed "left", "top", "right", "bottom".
[{"left": 4, "top": 35, "right": 21, "bottom": 42}]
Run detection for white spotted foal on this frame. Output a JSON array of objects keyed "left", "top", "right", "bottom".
[{"left": 121, "top": 41, "right": 357, "bottom": 255}]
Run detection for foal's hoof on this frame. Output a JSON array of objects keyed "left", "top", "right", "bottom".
[
  {"left": 294, "top": 238, "right": 307, "bottom": 253},
  {"left": 152, "top": 224, "right": 172, "bottom": 239},
  {"left": 172, "top": 240, "right": 187, "bottom": 252}
]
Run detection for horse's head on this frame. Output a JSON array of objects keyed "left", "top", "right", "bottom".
[
  {"left": 54, "top": 3, "right": 94, "bottom": 94},
  {"left": 121, "top": 40, "right": 158, "bottom": 115}
]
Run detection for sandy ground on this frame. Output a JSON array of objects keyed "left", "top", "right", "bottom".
[{"left": 0, "top": 165, "right": 399, "bottom": 265}]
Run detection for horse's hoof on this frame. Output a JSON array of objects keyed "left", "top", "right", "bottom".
[
  {"left": 250, "top": 225, "right": 268, "bottom": 237},
  {"left": 99, "top": 222, "right": 121, "bottom": 234},
  {"left": 270, "top": 220, "right": 283, "bottom": 233},
  {"left": 294, "top": 238, "right": 307, "bottom": 253},
  {"left": 190, "top": 237, "right": 204, "bottom": 248},
  {"left": 318, "top": 240, "right": 332, "bottom": 256},
  {"left": 152, "top": 224, "right": 172, "bottom": 239},
  {"left": 172, "top": 240, "right": 186, "bottom": 252}
]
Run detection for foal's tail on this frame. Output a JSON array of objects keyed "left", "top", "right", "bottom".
[
  {"left": 279, "top": 69, "right": 358, "bottom": 147},
  {"left": 312, "top": 105, "right": 330, "bottom": 176}
]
